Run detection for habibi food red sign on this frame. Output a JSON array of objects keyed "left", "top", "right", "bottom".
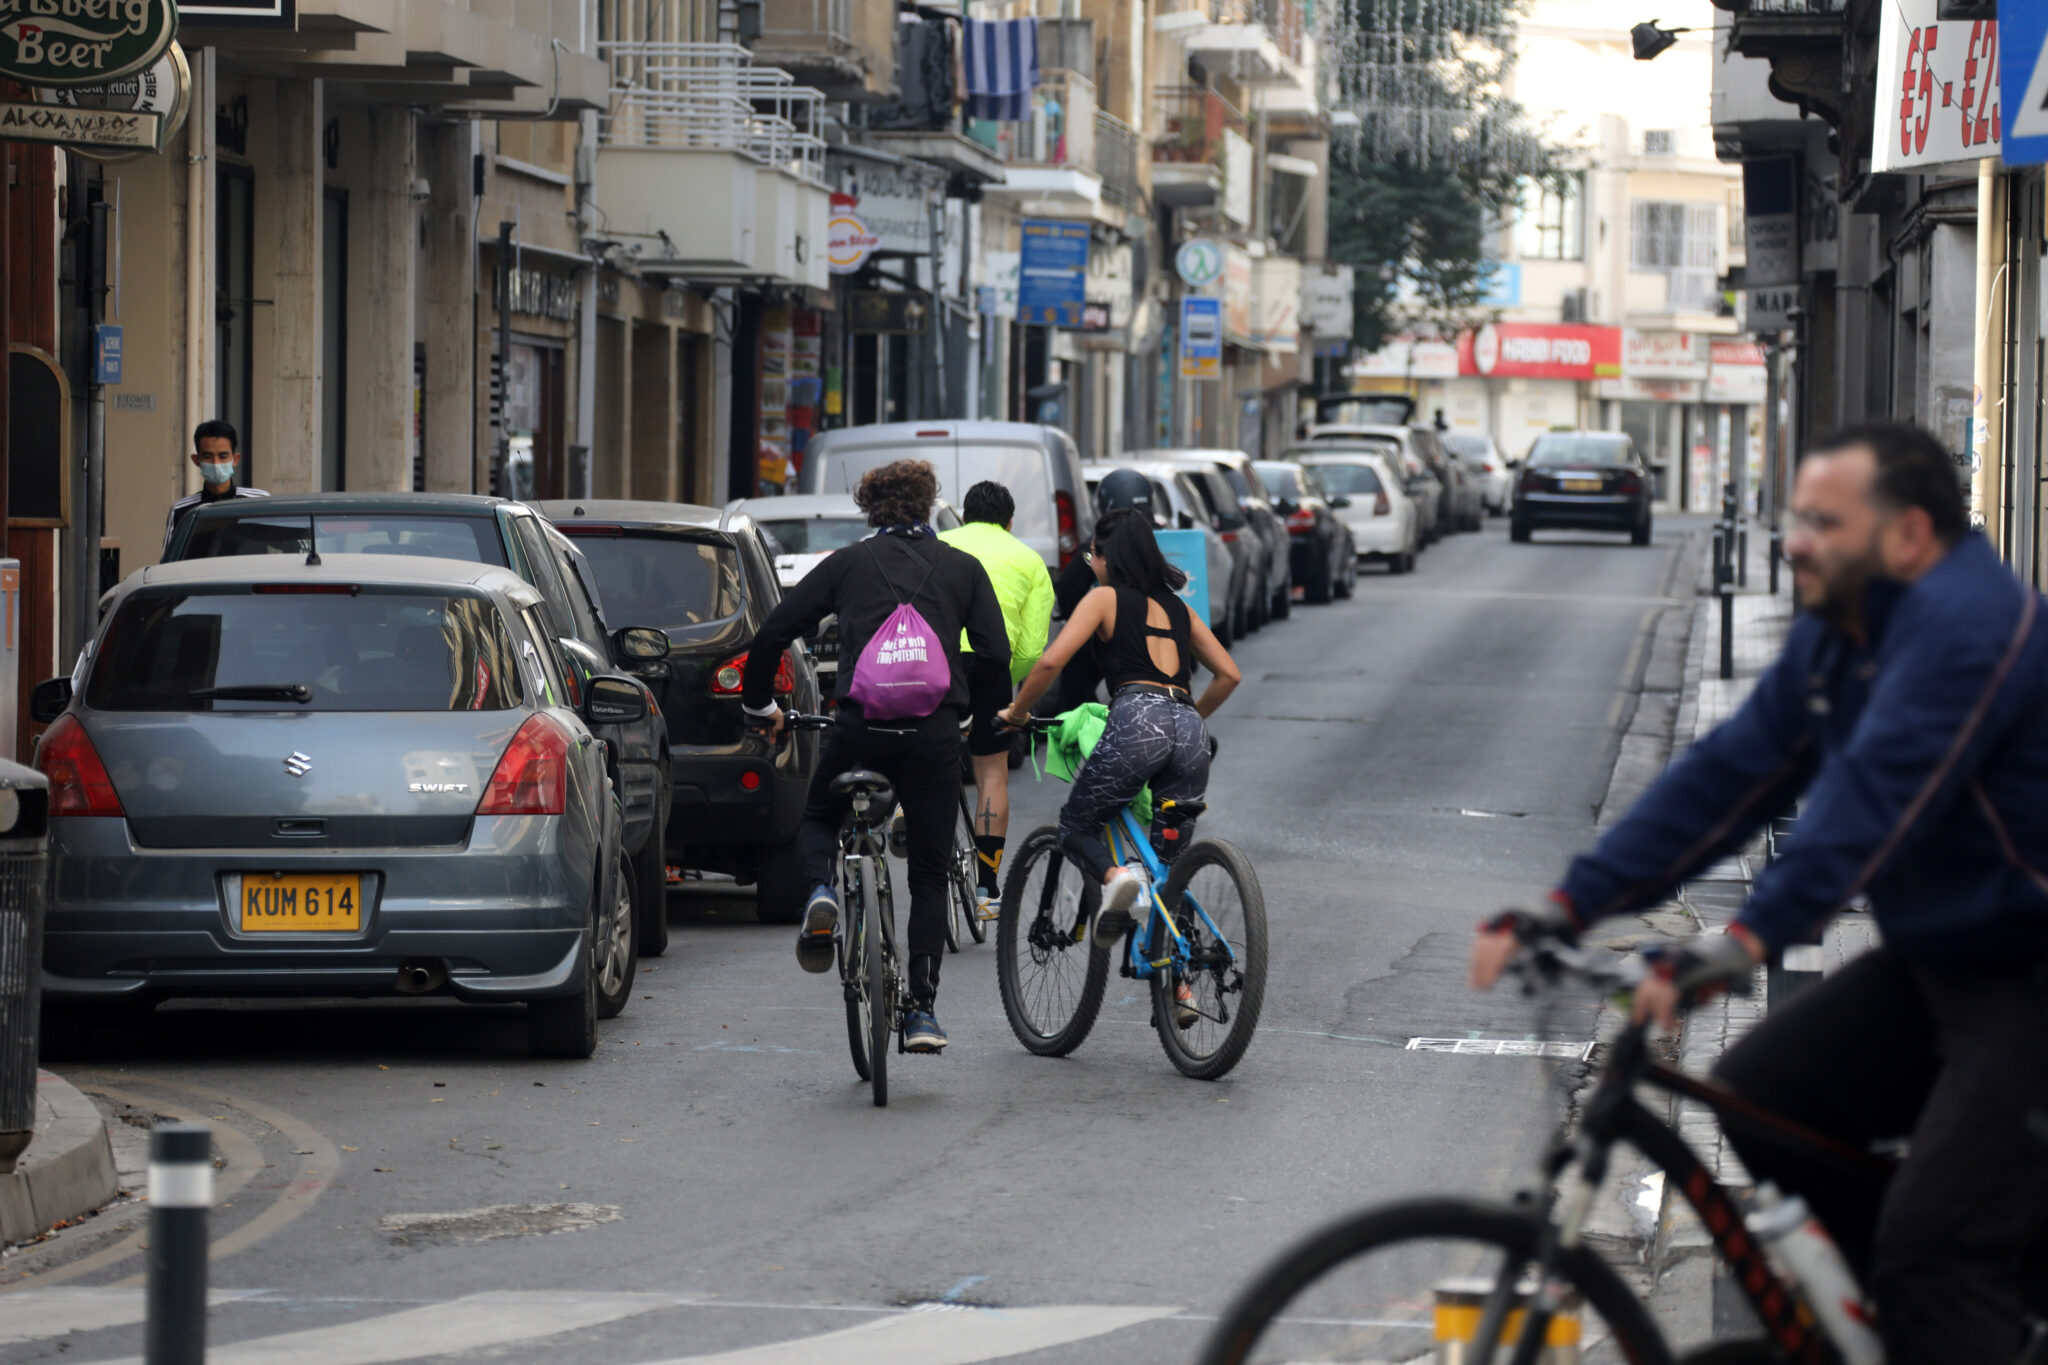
[{"left": 1458, "top": 323, "right": 1622, "bottom": 381}]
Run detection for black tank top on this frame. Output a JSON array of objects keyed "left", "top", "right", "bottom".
[{"left": 1101, "top": 587, "right": 1193, "bottom": 693}]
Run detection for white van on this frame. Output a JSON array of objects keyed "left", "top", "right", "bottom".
[{"left": 796, "top": 420, "right": 1094, "bottom": 570}]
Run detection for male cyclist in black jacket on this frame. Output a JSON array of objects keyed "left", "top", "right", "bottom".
[
  {"left": 743, "top": 459, "right": 1007, "bottom": 1054},
  {"left": 1473, "top": 424, "right": 2048, "bottom": 1363}
]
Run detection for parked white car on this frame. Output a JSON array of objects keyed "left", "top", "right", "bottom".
[
  {"left": 1297, "top": 450, "right": 1420, "bottom": 575},
  {"left": 1443, "top": 432, "right": 1512, "bottom": 515}
]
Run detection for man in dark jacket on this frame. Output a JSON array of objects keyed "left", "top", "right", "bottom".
[
  {"left": 743, "top": 458, "right": 1006, "bottom": 1054},
  {"left": 1472, "top": 423, "right": 2048, "bottom": 1363}
]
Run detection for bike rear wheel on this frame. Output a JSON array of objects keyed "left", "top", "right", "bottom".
[
  {"left": 841, "top": 857, "right": 871, "bottom": 1083},
  {"left": 864, "top": 857, "right": 893, "bottom": 1108},
  {"left": 1153, "top": 838, "right": 1267, "bottom": 1080},
  {"left": 995, "top": 826, "right": 1109, "bottom": 1057},
  {"left": 1197, "top": 1197, "right": 1674, "bottom": 1365},
  {"left": 949, "top": 789, "right": 987, "bottom": 947}
]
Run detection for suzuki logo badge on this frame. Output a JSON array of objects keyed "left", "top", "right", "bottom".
[{"left": 284, "top": 751, "right": 313, "bottom": 778}]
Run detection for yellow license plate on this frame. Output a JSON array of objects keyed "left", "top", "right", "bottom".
[
  {"left": 1561, "top": 478, "right": 1602, "bottom": 492},
  {"left": 238, "top": 873, "right": 363, "bottom": 932}
]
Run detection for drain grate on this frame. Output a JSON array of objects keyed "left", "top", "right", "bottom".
[{"left": 1405, "top": 1037, "right": 1593, "bottom": 1060}]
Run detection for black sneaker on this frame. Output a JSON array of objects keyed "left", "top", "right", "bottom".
[{"left": 795, "top": 885, "right": 838, "bottom": 974}]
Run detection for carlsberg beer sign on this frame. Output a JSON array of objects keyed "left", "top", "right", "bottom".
[{"left": 0, "top": 0, "right": 177, "bottom": 88}]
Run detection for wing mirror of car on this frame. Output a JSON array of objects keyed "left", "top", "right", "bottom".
[
  {"left": 615, "top": 626, "right": 672, "bottom": 661},
  {"left": 583, "top": 675, "right": 649, "bottom": 725},
  {"left": 1328, "top": 495, "right": 1352, "bottom": 510},
  {"left": 1178, "top": 510, "right": 1196, "bottom": 530},
  {"left": 29, "top": 677, "right": 71, "bottom": 725}
]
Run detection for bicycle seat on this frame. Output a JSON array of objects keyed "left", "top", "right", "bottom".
[{"left": 831, "top": 769, "right": 896, "bottom": 803}]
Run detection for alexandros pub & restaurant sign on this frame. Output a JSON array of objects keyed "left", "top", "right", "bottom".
[{"left": 0, "top": 0, "right": 178, "bottom": 87}]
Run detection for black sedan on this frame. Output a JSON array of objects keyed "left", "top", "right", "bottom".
[
  {"left": 1510, "top": 432, "right": 1654, "bottom": 545},
  {"left": 1254, "top": 460, "right": 1358, "bottom": 604},
  {"left": 539, "top": 501, "right": 827, "bottom": 924}
]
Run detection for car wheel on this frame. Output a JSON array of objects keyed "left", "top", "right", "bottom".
[
  {"left": 1510, "top": 516, "right": 1532, "bottom": 544},
  {"left": 529, "top": 875, "right": 601, "bottom": 1058},
  {"left": 1305, "top": 554, "right": 1334, "bottom": 605},
  {"left": 1335, "top": 552, "right": 1357, "bottom": 598},
  {"left": 632, "top": 786, "right": 669, "bottom": 958},
  {"left": 1231, "top": 587, "right": 1250, "bottom": 640},
  {"left": 1271, "top": 572, "right": 1292, "bottom": 620},
  {"left": 594, "top": 847, "right": 639, "bottom": 1021},
  {"left": 1632, "top": 516, "right": 1653, "bottom": 546},
  {"left": 753, "top": 837, "right": 810, "bottom": 924}
]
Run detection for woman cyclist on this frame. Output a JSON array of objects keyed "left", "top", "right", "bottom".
[{"left": 1000, "top": 508, "right": 1241, "bottom": 954}]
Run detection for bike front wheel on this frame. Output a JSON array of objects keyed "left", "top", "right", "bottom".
[
  {"left": 996, "top": 826, "right": 1109, "bottom": 1057},
  {"left": 1153, "top": 838, "right": 1268, "bottom": 1080},
  {"left": 1197, "top": 1197, "right": 1674, "bottom": 1365},
  {"left": 841, "top": 857, "right": 871, "bottom": 1083}
]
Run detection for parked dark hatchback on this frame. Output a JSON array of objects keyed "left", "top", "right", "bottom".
[
  {"left": 1253, "top": 461, "right": 1358, "bottom": 604},
  {"left": 1510, "top": 432, "right": 1654, "bottom": 545},
  {"left": 537, "top": 500, "right": 825, "bottom": 924},
  {"left": 165, "top": 493, "right": 678, "bottom": 957}
]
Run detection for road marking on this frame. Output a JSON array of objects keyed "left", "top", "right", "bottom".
[
  {"left": 1405, "top": 1037, "right": 1593, "bottom": 1060},
  {"left": 91, "top": 1290, "right": 674, "bottom": 1365},
  {"left": 1344, "top": 587, "right": 1685, "bottom": 607},
  {"left": 634, "top": 1304, "right": 1180, "bottom": 1365},
  {"left": 0, "top": 1288, "right": 268, "bottom": 1344}
]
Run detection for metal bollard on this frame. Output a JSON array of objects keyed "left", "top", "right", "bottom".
[
  {"left": 1768, "top": 528, "right": 1782, "bottom": 596},
  {"left": 146, "top": 1123, "right": 212, "bottom": 1365},
  {"left": 1736, "top": 527, "right": 1748, "bottom": 588},
  {"left": 1719, "top": 576, "right": 1735, "bottom": 681},
  {"left": 1711, "top": 527, "right": 1726, "bottom": 583}
]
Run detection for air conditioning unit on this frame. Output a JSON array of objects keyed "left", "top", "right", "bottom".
[
  {"left": 1643, "top": 129, "right": 1675, "bottom": 156},
  {"left": 1559, "top": 288, "right": 1589, "bottom": 322}
]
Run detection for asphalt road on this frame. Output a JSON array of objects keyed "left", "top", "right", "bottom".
[{"left": 1, "top": 516, "right": 1705, "bottom": 1364}]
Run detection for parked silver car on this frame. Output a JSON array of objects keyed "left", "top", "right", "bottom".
[{"left": 33, "top": 555, "right": 642, "bottom": 1059}]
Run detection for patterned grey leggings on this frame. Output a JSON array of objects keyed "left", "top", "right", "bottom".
[{"left": 1058, "top": 689, "right": 1211, "bottom": 881}]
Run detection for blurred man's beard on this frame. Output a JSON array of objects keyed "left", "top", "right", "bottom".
[{"left": 1795, "top": 549, "right": 1879, "bottom": 630}]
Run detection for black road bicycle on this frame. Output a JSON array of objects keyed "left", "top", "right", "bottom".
[{"left": 1199, "top": 932, "right": 2048, "bottom": 1365}]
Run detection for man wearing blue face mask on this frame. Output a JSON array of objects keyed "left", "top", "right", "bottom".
[{"left": 163, "top": 420, "right": 268, "bottom": 555}]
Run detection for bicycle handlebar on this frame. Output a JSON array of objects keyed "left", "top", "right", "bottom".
[{"left": 1508, "top": 933, "right": 1647, "bottom": 996}]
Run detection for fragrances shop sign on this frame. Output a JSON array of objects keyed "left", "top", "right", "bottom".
[{"left": 0, "top": 0, "right": 177, "bottom": 87}]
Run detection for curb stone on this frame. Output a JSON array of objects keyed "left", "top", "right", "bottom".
[{"left": 0, "top": 1070, "right": 121, "bottom": 1248}]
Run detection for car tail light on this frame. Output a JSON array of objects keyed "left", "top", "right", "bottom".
[
  {"left": 1055, "top": 490, "right": 1078, "bottom": 566},
  {"left": 739, "top": 770, "right": 762, "bottom": 791},
  {"left": 477, "top": 714, "right": 571, "bottom": 816},
  {"left": 1286, "top": 506, "right": 1317, "bottom": 535},
  {"left": 710, "top": 651, "right": 795, "bottom": 698},
  {"left": 1374, "top": 490, "right": 1391, "bottom": 516},
  {"left": 38, "top": 715, "right": 122, "bottom": 817},
  {"left": 1615, "top": 473, "right": 1643, "bottom": 495},
  {"left": 1220, "top": 530, "right": 1239, "bottom": 544},
  {"left": 1520, "top": 469, "right": 1545, "bottom": 493}
]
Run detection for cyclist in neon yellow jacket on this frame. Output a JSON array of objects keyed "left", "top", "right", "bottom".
[{"left": 940, "top": 481, "right": 1055, "bottom": 907}]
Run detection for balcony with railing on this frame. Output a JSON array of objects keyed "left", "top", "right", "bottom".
[
  {"left": 1149, "top": 85, "right": 1243, "bottom": 207},
  {"left": 1159, "top": 0, "right": 1314, "bottom": 101},
  {"left": 595, "top": 43, "right": 830, "bottom": 288},
  {"left": 979, "top": 68, "right": 1106, "bottom": 217},
  {"left": 751, "top": 0, "right": 897, "bottom": 102}
]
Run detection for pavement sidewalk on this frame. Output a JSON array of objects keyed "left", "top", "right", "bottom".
[{"left": 0, "top": 1069, "right": 121, "bottom": 1249}]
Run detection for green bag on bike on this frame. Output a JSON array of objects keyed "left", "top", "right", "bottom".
[{"left": 1038, "top": 703, "right": 1153, "bottom": 824}]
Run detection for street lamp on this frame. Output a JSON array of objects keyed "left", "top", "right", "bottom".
[{"left": 1630, "top": 20, "right": 1690, "bottom": 60}]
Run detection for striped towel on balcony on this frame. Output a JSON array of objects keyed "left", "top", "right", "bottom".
[{"left": 964, "top": 17, "right": 1038, "bottom": 123}]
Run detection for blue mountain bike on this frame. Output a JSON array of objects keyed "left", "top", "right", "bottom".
[{"left": 995, "top": 726, "right": 1267, "bottom": 1080}]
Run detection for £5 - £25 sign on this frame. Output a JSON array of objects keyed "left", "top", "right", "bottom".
[
  {"left": 1872, "top": 0, "right": 1998, "bottom": 172},
  {"left": 0, "top": 0, "right": 177, "bottom": 88}
]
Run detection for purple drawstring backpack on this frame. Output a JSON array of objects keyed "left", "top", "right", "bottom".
[{"left": 845, "top": 539, "right": 952, "bottom": 721}]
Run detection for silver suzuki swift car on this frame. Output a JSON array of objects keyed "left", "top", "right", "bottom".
[{"left": 32, "top": 555, "right": 649, "bottom": 1059}]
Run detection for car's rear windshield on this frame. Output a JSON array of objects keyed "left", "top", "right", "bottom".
[
  {"left": 1216, "top": 466, "right": 1258, "bottom": 502},
  {"left": 563, "top": 531, "right": 742, "bottom": 627},
  {"left": 182, "top": 513, "right": 507, "bottom": 565},
  {"left": 1256, "top": 466, "right": 1303, "bottom": 499},
  {"left": 1443, "top": 434, "right": 1491, "bottom": 459},
  {"left": 87, "top": 588, "right": 525, "bottom": 712},
  {"left": 1528, "top": 437, "right": 1634, "bottom": 467},
  {"left": 757, "top": 517, "right": 871, "bottom": 557},
  {"left": 1305, "top": 462, "right": 1383, "bottom": 496}
]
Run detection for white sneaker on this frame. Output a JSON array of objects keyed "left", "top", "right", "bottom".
[{"left": 1092, "top": 868, "right": 1146, "bottom": 949}]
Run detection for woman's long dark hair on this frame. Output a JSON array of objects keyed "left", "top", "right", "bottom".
[{"left": 1093, "top": 508, "right": 1188, "bottom": 598}]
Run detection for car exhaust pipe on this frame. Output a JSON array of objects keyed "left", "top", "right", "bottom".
[{"left": 395, "top": 958, "right": 447, "bottom": 994}]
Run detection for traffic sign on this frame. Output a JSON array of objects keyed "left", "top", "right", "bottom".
[
  {"left": 1176, "top": 239, "right": 1223, "bottom": 289},
  {"left": 1180, "top": 296, "right": 1221, "bottom": 380},
  {"left": 1017, "top": 219, "right": 1088, "bottom": 328},
  {"left": 2006, "top": 0, "right": 2048, "bottom": 164}
]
